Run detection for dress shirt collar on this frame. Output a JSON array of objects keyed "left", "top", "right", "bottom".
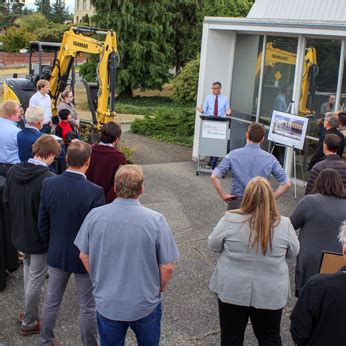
[
  {"left": 28, "top": 158, "right": 47, "bottom": 167},
  {"left": 245, "top": 143, "right": 261, "bottom": 149},
  {"left": 112, "top": 198, "right": 141, "bottom": 206},
  {"left": 65, "top": 169, "right": 86, "bottom": 179}
]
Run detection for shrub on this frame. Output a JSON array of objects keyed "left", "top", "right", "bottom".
[
  {"left": 172, "top": 55, "right": 200, "bottom": 105},
  {"left": 131, "top": 106, "right": 195, "bottom": 146}
]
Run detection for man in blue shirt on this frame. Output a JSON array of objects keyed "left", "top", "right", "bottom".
[
  {"left": 0, "top": 100, "right": 22, "bottom": 177},
  {"left": 211, "top": 122, "right": 291, "bottom": 209},
  {"left": 197, "top": 81, "right": 231, "bottom": 169},
  {"left": 75, "top": 164, "right": 179, "bottom": 346}
]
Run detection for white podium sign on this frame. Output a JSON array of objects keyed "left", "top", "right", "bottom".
[{"left": 201, "top": 120, "right": 227, "bottom": 140}]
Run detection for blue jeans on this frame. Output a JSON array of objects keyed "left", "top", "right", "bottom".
[{"left": 97, "top": 303, "right": 162, "bottom": 346}]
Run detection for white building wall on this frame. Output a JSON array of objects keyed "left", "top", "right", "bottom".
[{"left": 192, "top": 26, "right": 236, "bottom": 158}]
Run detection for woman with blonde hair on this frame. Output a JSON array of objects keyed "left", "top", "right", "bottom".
[
  {"left": 57, "top": 89, "right": 79, "bottom": 126},
  {"left": 209, "top": 176, "right": 299, "bottom": 346}
]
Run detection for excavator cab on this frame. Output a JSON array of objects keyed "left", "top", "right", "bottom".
[{"left": 3, "top": 42, "right": 62, "bottom": 111}]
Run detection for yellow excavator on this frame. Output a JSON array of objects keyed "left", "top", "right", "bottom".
[
  {"left": 3, "top": 26, "right": 119, "bottom": 127},
  {"left": 256, "top": 42, "right": 318, "bottom": 115}
]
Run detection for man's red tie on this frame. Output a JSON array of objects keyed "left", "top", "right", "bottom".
[{"left": 214, "top": 96, "right": 218, "bottom": 117}]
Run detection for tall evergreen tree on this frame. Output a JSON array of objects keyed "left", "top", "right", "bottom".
[
  {"left": 50, "top": 0, "right": 70, "bottom": 23},
  {"left": 91, "top": 0, "right": 173, "bottom": 96},
  {"left": 34, "top": 0, "right": 51, "bottom": 18},
  {"left": 0, "top": 0, "right": 24, "bottom": 29}
]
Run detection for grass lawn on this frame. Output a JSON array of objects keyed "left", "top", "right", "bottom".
[{"left": 0, "top": 81, "right": 195, "bottom": 147}]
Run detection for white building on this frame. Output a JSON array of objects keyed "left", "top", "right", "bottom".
[
  {"left": 194, "top": 0, "right": 346, "bottom": 181},
  {"left": 74, "top": 0, "right": 95, "bottom": 24}
]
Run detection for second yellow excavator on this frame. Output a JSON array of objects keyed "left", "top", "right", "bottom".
[{"left": 256, "top": 42, "right": 318, "bottom": 115}]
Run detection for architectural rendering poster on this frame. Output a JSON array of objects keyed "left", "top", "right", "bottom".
[{"left": 268, "top": 110, "right": 309, "bottom": 150}]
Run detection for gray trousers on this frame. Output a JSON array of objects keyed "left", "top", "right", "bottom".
[
  {"left": 22, "top": 253, "right": 48, "bottom": 328},
  {"left": 227, "top": 197, "right": 243, "bottom": 210},
  {"left": 40, "top": 266, "right": 98, "bottom": 346}
]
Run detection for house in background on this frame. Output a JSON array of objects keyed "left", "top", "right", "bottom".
[{"left": 74, "top": 0, "right": 95, "bottom": 24}]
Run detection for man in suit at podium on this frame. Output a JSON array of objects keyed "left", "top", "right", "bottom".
[{"left": 197, "top": 81, "right": 231, "bottom": 169}]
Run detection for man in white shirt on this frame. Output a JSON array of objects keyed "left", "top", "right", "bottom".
[
  {"left": 0, "top": 100, "right": 22, "bottom": 177},
  {"left": 29, "top": 80, "right": 52, "bottom": 134}
]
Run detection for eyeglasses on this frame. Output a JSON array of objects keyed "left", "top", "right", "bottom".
[{"left": 212, "top": 87, "right": 220, "bottom": 90}]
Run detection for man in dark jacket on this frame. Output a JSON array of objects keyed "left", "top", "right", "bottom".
[
  {"left": 290, "top": 222, "right": 346, "bottom": 346},
  {"left": 309, "top": 114, "right": 344, "bottom": 169},
  {"left": 305, "top": 134, "right": 346, "bottom": 194},
  {"left": 3, "top": 135, "right": 61, "bottom": 335},
  {"left": 17, "top": 106, "right": 44, "bottom": 162},
  {"left": 38, "top": 141, "right": 105, "bottom": 346}
]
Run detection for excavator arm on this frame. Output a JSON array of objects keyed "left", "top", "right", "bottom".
[{"left": 49, "top": 26, "right": 118, "bottom": 126}]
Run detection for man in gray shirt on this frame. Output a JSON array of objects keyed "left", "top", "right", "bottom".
[
  {"left": 211, "top": 123, "right": 291, "bottom": 209},
  {"left": 75, "top": 164, "right": 179, "bottom": 346}
]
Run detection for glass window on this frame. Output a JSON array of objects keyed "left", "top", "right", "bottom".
[
  {"left": 297, "top": 39, "right": 342, "bottom": 180},
  {"left": 229, "top": 34, "right": 263, "bottom": 150},
  {"left": 259, "top": 36, "right": 298, "bottom": 126}
]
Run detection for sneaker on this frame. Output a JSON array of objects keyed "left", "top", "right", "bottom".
[
  {"left": 20, "top": 321, "right": 40, "bottom": 336},
  {"left": 205, "top": 164, "right": 212, "bottom": 169}
]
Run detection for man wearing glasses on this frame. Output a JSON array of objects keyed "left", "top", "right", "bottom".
[{"left": 197, "top": 81, "right": 231, "bottom": 169}]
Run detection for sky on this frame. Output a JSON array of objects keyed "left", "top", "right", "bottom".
[{"left": 25, "top": 0, "right": 75, "bottom": 13}]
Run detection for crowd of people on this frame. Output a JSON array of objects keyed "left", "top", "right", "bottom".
[{"left": 0, "top": 78, "right": 346, "bottom": 346}]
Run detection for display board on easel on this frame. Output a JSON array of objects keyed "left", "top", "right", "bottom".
[
  {"left": 268, "top": 110, "right": 309, "bottom": 199},
  {"left": 268, "top": 110, "right": 309, "bottom": 150}
]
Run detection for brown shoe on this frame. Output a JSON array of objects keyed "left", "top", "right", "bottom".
[
  {"left": 18, "top": 313, "right": 40, "bottom": 325},
  {"left": 20, "top": 321, "right": 40, "bottom": 336}
]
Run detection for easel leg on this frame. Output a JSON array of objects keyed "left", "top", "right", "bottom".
[{"left": 293, "top": 147, "right": 297, "bottom": 199}]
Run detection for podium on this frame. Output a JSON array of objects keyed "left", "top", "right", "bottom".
[{"left": 196, "top": 115, "right": 230, "bottom": 175}]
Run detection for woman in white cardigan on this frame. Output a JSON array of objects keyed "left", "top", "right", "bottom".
[{"left": 209, "top": 176, "right": 299, "bottom": 346}]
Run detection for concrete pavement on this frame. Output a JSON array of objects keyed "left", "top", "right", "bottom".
[{"left": 0, "top": 134, "right": 302, "bottom": 345}]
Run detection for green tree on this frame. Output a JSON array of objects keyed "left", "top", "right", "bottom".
[
  {"left": 89, "top": 0, "right": 173, "bottom": 96},
  {"left": 172, "top": 55, "right": 200, "bottom": 104},
  {"left": 0, "top": 0, "right": 24, "bottom": 29},
  {"left": 14, "top": 13, "right": 47, "bottom": 32},
  {"left": 34, "top": 0, "right": 51, "bottom": 18},
  {"left": 166, "top": 0, "right": 254, "bottom": 73},
  {"left": 2, "top": 26, "right": 33, "bottom": 52},
  {"left": 50, "top": 0, "right": 70, "bottom": 23},
  {"left": 35, "top": 23, "right": 70, "bottom": 41}
]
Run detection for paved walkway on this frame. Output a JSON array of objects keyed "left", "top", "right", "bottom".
[{"left": 0, "top": 134, "right": 303, "bottom": 345}]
